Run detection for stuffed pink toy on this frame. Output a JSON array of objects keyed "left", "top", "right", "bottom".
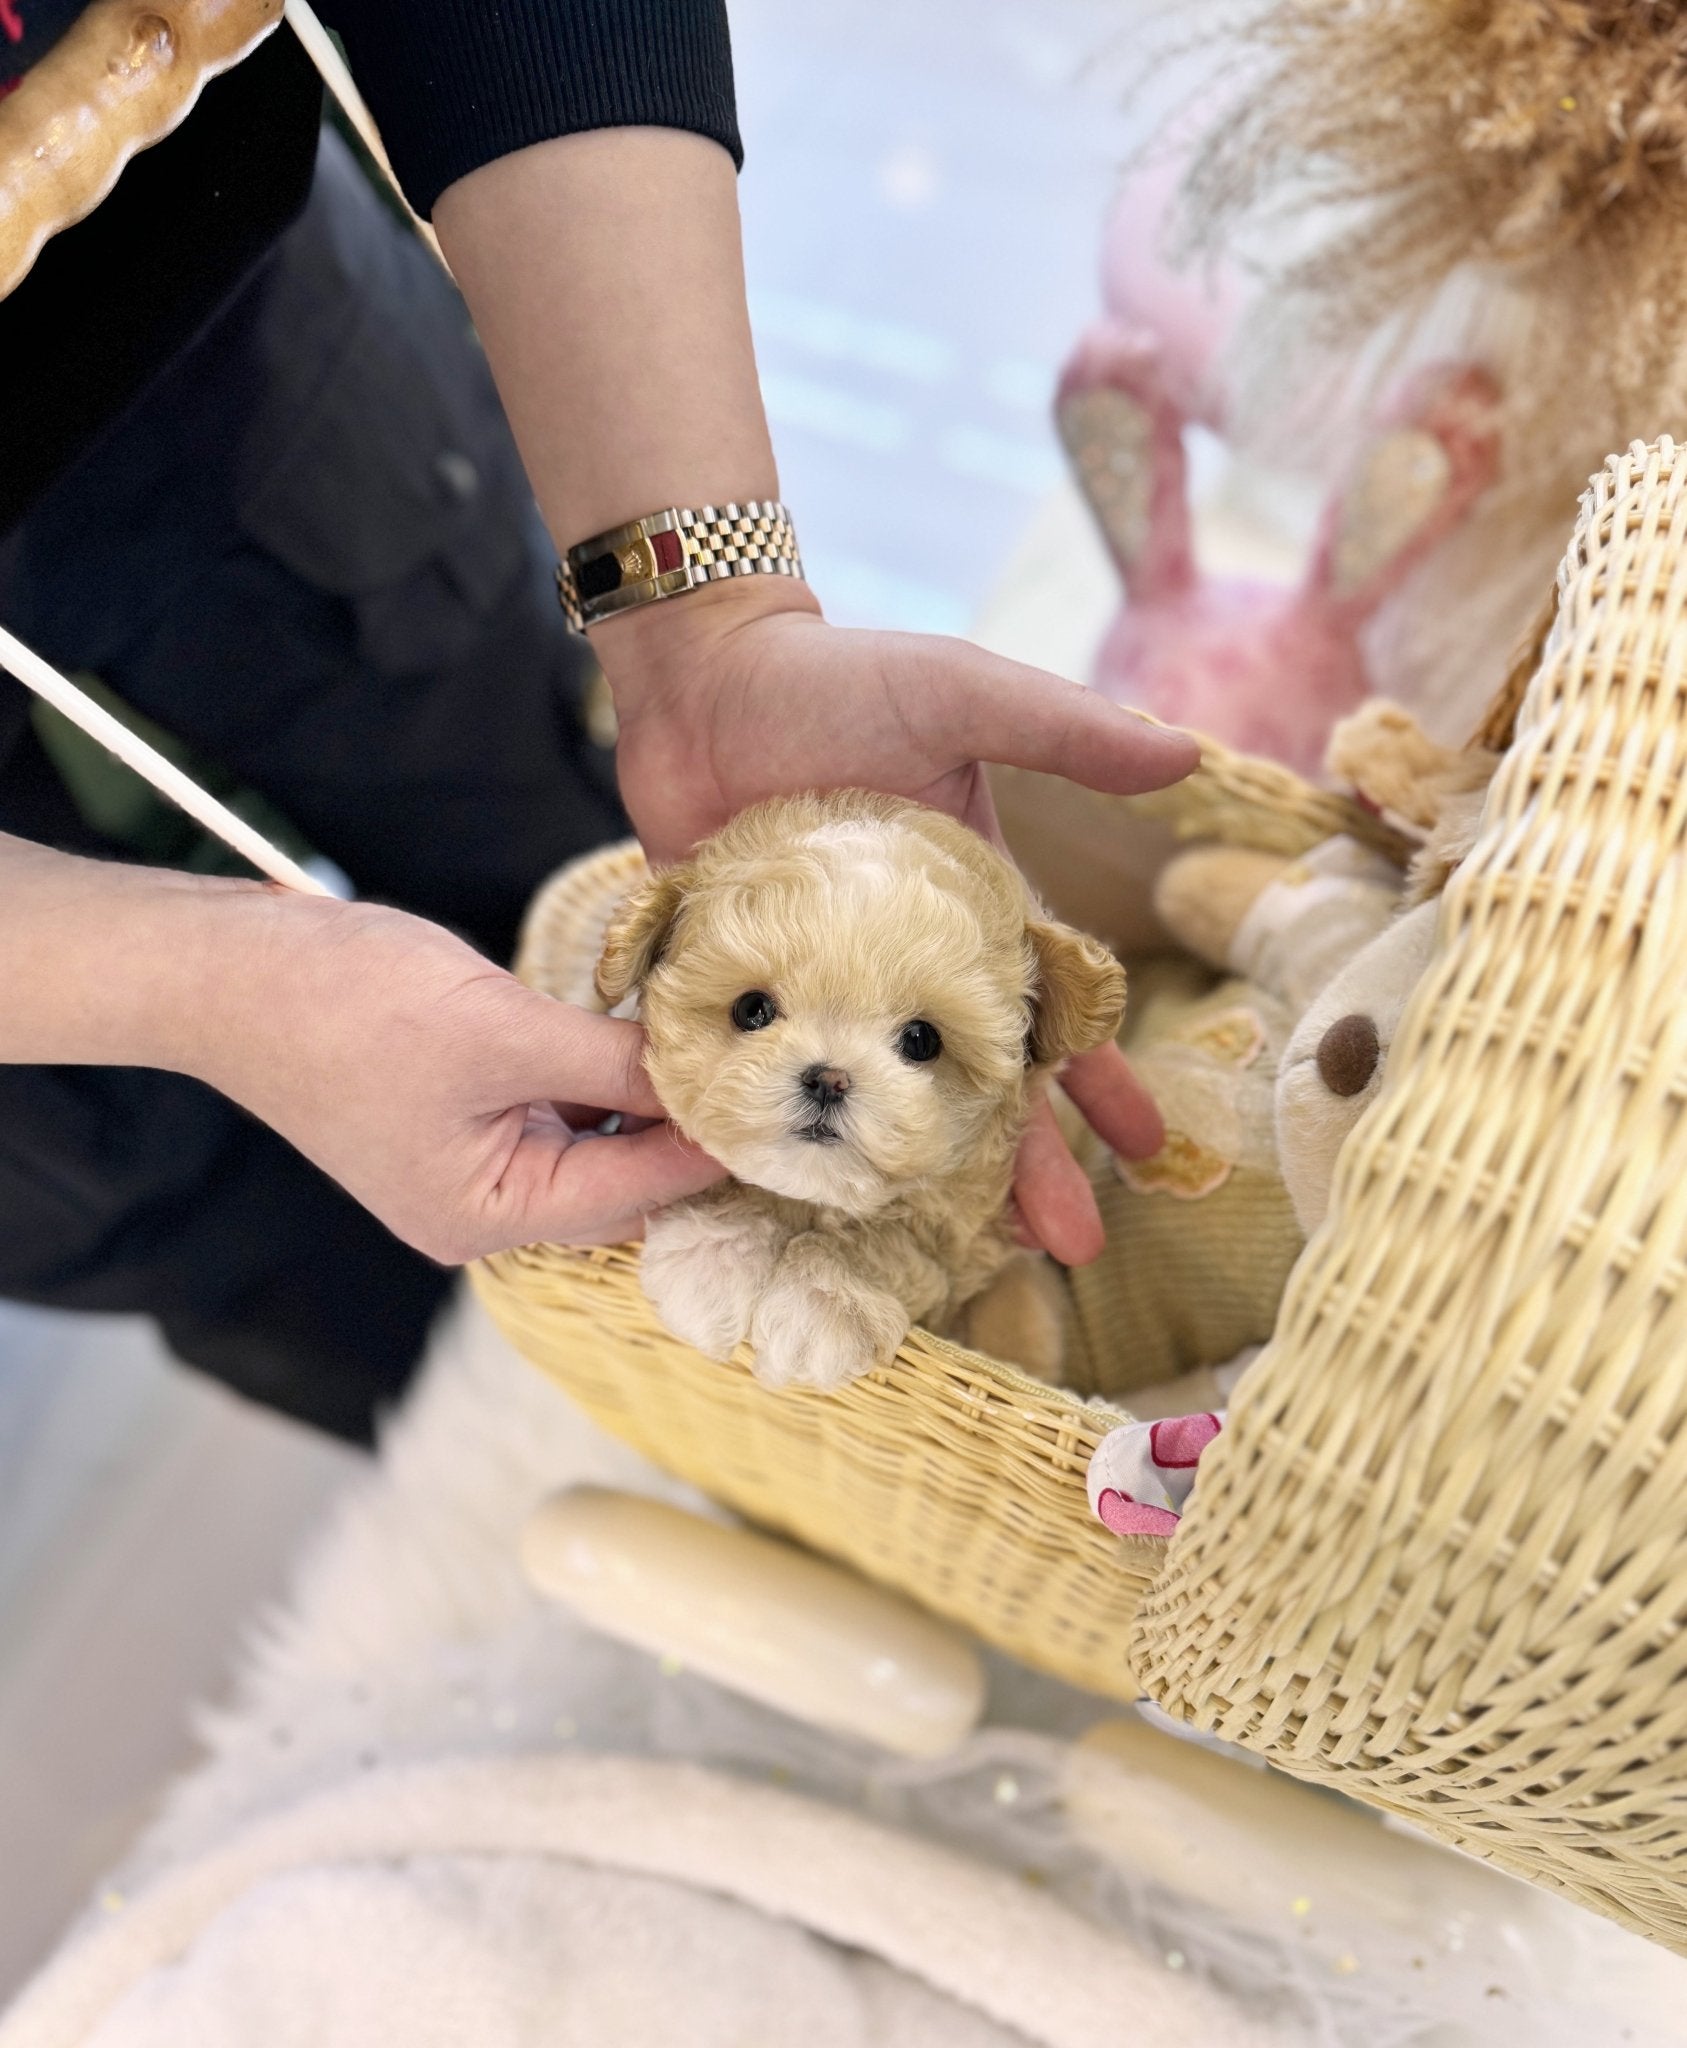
[{"left": 1056, "top": 170, "right": 1502, "bottom": 775}]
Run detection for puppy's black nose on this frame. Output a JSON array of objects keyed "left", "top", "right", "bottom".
[{"left": 801, "top": 1064, "right": 852, "bottom": 1107}]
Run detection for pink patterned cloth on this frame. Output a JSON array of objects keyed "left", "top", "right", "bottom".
[{"left": 1087, "top": 1412, "right": 1225, "bottom": 1538}]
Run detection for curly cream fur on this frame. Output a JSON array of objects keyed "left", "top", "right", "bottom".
[{"left": 600, "top": 791, "right": 1126, "bottom": 1390}]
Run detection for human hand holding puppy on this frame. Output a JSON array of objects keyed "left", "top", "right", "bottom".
[
  {"left": 600, "top": 579, "right": 1196, "bottom": 1264},
  {"left": 438, "top": 134, "right": 1199, "bottom": 1268},
  {"left": 0, "top": 140, "right": 1191, "bottom": 1293},
  {"left": 594, "top": 789, "right": 1126, "bottom": 1390},
  {"left": 0, "top": 835, "right": 724, "bottom": 1268}
]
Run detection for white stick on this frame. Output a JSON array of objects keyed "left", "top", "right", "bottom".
[
  {"left": 284, "top": 0, "right": 450, "bottom": 275},
  {"left": 0, "top": 623, "right": 333, "bottom": 897},
  {"left": 0, "top": 13, "right": 438, "bottom": 901}
]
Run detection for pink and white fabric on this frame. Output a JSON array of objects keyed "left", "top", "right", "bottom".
[
  {"left": 1054, "top": 142, "right": 1502, "bottom": 776},
  {"left": 1086, "top": 1412, "right": 1224, "bottom": 1538}
]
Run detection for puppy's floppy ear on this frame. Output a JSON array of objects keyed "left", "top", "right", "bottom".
[
  {"left": 595, "top": 866, "right": 692, "bottom": 1007},
  {"left": 1025, "top": 917, "right": 1127, "bottom": 1067}
]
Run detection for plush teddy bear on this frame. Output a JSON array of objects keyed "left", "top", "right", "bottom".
[
  {"left": 1052, "top": 831, "right": 1406, "bottom": 1408},
  {"left": 1274, "top": 896, "right": 1439, "bottom": 1237},
  {"left": 1095, "top": 701, "right": 1500, "bottom": 1417},
  {"left": 1048, "top": 958, "right": 1309, "bottom": 1404},
  {"left": 1079, "top": 842, "right": 1434, "bottom": 1461},
  {"left": 1082, "top": 717, "right": 1504, "bottom": 1526}
]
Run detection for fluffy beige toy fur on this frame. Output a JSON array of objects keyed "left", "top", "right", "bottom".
[
  {"left": 1151, "top": 698, "right": 1502, "bottom": 1241},
  {"left": 1323, "top": 698, "right": 1500, "bottom": 904},
  {"left": 596, "top": 790, "right": 1128, "bottom": 1391}
]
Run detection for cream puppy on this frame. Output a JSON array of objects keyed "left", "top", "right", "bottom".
[{"left": 597, "top": 790, "right": 1127, "bottom": 1391}]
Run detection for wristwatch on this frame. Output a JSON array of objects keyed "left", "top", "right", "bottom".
[{"left": 557, "top": 501, "right": 804, "bottom": 633}]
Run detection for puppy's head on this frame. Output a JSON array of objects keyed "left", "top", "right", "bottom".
[{"left": 598, "top": 792, "right": 1126, "bottom": 1213}]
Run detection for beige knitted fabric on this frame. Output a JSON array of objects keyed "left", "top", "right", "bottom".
[{"left": 1059, "top": 966, "right": 1304, "bottom": 1400}]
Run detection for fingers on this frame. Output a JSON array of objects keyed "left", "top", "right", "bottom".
[
  {"left": 1006, "top": 1196, "right": 1040, "bottom": 1250},
  {"left": 502, "top": 1119, "right": 727, "bottom": 1251},
  {"left": 957, "top": 768, "right": 1008, "bottom": 853},
  {"left": 1012, "top": 1093, "right": 1106, "bottom": 1267},
  {"left": 917, "top": 641, "right": 1200, "bottom": 795},
  {"left": 1061, "top": 1042, "right": 1165, "bottom": 1161},
  {"left": 503, "top": 991, "right": 668, "bottom": 1121},
  {"left": 558, "top": 1124, "right": 728, "bottom": 1244}
]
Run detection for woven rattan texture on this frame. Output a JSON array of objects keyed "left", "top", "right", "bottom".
[
  {"left": 1131, "top": 439, "right": 1687, "bottom": 1953},
  {"left": 1131, "top": 733, "right": 1412, "bottom": 863},
  {"left": 1474, "top": 584, "right": 1559, "bottom": 757},
  {"left": 483, "top": 509, "right": 1687, "bottom": 1945},
  {"left": 513, "top": 839, "right": 648, "bottom": 1007},
  {"left": 473, "top": 1247, "right": 1162, "bottom": 1697},
  {"left": 474, "top": 718, "right": 1447, "bottom": 1711}
]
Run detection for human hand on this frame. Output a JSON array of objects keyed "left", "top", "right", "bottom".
[
  {"left": 436, "top": 126, "right": 1188, "bottom": 1265},
  {"left": 601, "top": 582, "right": 1197, "bottom": 862},
  {"left": 598, "top": 583, "right": 1197, "bottom": 1263},
  {"left": 190, "top": 890, "right": 724, "bottom": 1264}
]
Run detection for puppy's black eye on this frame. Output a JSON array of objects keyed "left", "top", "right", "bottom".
[
  {"left": 731, "top": 990, "right": 779, "bottom": 1032},
  {"left": 898, "top": 1019, "right": 942, "bottom": 1064}
]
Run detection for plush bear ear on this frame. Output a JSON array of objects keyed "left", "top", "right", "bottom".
[
  {"left": 1025, "top": 918, "right": 1128, "bottom": 1067},
  {"left": 595, "top": 866, "right": 693, "bottom": 1008}
]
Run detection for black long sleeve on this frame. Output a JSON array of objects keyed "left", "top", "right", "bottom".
[
  {"left": 2, "top": 0, "right": 742, "bottom": 203},
  {"left": 1, "top": 1, "right": 742, "bottom": 526},
  {"left": 324, "top": 0, "right": 741, "bottom": 217}
]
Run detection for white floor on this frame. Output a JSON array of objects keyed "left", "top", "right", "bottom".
[
  {"left": 0, "top": 1306, "right": 358, "bottom": 1996},
  {"left": 0, "top": 0, "right": 1165, "bottom": 2000}
]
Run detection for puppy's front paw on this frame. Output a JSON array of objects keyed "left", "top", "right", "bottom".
[
  {"left": 749, "top": 1238, "right": 909, "bottom": 1391},
  {"left": 641, "top": 1202, "right": 783, "bottom": 1361}
]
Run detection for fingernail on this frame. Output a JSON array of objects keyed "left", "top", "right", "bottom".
[
  {"left": 1138, "top": 716, "right": 1201, "bottom": 755},
  {"left": 1114, "top": 1125, "right": 1165, "bottom": 1163}
]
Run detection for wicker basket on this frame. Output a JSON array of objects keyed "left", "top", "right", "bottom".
[
  {"left": 475, "top": 711, "right": 1390, "bottom": 1699},
  {"left": 1131, "top": 438, "right": 1687, "bottom": 1950},
  {"left": 476, "top": 439, "right": 1687, "bottom": 1952}
]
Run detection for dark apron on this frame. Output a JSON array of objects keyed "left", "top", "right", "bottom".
[{"left": 0, "top": 128, "right": 626, "bottom": 1440}]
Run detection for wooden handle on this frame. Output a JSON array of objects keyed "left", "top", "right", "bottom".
[{"left": 0, "top": 0, "right": 281, "bottom": 303}]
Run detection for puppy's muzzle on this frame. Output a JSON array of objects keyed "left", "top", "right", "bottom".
[{"left": 796, "top": 1063, "right": 851, "bottom": 1143}]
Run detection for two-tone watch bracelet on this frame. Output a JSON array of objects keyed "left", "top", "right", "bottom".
[{"left": 556, "top": 501, "right": 804, "bottom": 633}]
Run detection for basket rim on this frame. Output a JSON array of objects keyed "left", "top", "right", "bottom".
[{"left": 481, "top": 1238, "right": 1137, "bottom": 1439}]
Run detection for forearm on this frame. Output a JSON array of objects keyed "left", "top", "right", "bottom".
[
  {"left": 432, "top": 127, "right": 815, "bottom": 706},
  {"left": 435, "top": 128, "right": 771, "bottom": 542},
  {"left": 0, "top": 832, "right": 272, "bottom": 1073},
  {"left": 0, "top": 832, "right": 720, "bottom": 1259}
]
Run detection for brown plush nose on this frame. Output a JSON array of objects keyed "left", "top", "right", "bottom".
[
  {"left": 801, "top": 1064, "right": 852, "bottom": 1107},
  {"left": 1317, "top": 1013, "right": 1381, "bottom": 1098}
]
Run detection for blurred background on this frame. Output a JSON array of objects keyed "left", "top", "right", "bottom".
[{"left": 0, "top": 0, "right": 1162, "bottom": 1997}]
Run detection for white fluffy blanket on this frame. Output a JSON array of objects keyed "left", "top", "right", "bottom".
[
  {"left": 11, "top": 1293, "right": 1684, "bottom": 2048},
  {"left": 6, "top": 1753, "right": 1289, "bottom": 2048},
  {"left": 0, "top": 1297, "right": 1296, "bottom": 2048}
]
